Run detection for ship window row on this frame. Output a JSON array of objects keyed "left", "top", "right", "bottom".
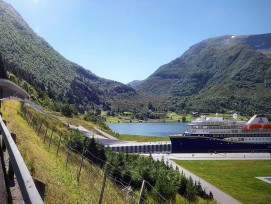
[
  {"left": 190, "top": 126, "right": 241, "bottom": 129},
  {"left": 214, "top": 133, "right": 271, "bottom": 137}
]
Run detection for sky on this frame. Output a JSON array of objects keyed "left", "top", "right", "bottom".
[{"left": 3, "top": 0, "right": 271, "bottom": 84}]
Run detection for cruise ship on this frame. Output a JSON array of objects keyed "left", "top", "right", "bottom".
[{"left": 170, "top": 114, "right": 271, "bottom": 153}]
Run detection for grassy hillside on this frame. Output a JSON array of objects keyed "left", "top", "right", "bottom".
[
  {"left": 1, "top": 100, "right": 131, "bottom": 203},
  {"left": 0, "top": 1, "right": 135, "bottom": 112}
]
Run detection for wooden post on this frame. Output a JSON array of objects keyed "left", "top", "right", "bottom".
[
  {"left": 48, "top": 128, "right": 54, "bottom": 148},
  {"left": 37, "top": 123, "right": 43, "bottom": 136},
  {"left": 56, "top": 133, "right": 62, "bottom": 155},
  {"left": 138, "top": 180, "right": 146, "bottom": 204},
  {"left": 29, "top": 113, "right": 32, "bottom": 125},
  {"left": 99, "top": 164, "right": 107, "bottom": 204},
  {"left": 26, "top": 112, "right": 30, "bottom": 124},
  {"left": 35, "top": 119, "right": 40, "bottom": 132},
  {"left": 77, "top": 150, "right": 84, "bottom": 182},
  {"left": 43, "top": 124, "right": 48, "bottom": 143}
]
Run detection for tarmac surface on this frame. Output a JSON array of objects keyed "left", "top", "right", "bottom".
[{"left": 0, "top": 150, "right": 7, "bottom": 204}]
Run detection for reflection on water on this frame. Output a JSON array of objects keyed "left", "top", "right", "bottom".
[{"left": 109, "top": 122, "right": 188, "bottom": 137}]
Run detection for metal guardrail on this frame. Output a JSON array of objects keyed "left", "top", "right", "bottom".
[{"left": 0, "top": 115, "right": 43, "bottom": 204}]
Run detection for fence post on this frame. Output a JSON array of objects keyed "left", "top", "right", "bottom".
[
  {"left": 43, "top": 124, "right": 48, "bottom": 143},
  {"left": 99, "top": 164, "right": 107, "bottom": 204},
  {"left": 35, "top": 119, "right": 41, "bottom": 133},
  {"left": 77, "top": 149, "right": 85, "bottom": 182},
  {"left": 138, "top": 180, "right": 146, "bottom": 204},
  {"left": 48, "top": 128, "right": 54, "bottom": 148},
  {"left": 56, "top": 133, "right": 62, "bottom": 155},
  {"left": 26, "top": 111, "right": 30, "bottom": 124},
  {"left": 37, "top": 122, "right": 43, "bottom": 136},
  {"left": 29, "top": 113, "right": 33, "bottom": 126}
]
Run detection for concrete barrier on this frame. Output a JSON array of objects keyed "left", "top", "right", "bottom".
[
  {"left": 109, "top": 141, "right": 171, "bottom": 154},
  {"left": 0, "top": 115, "right": 43, "bottom": 204}
]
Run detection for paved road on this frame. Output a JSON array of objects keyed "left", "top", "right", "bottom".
[
  {"left": 93, "top": 127, "right": 118, "bottom": 140},
  {"left": 151, "top": 153, "right": 271, "bottom": 204},
  {"left": 0, "top": 150, "right": 7, "bottom": 204}
]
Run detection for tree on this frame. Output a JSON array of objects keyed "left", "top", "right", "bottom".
[
  {"left": 186, "top": 176, "right": 197, "bottom": 203},
  {"left": 61, "top": 104, "right": 73, "bottom": 117},
  {"left": 178, "top": 173, "right": 188, "bottom": 196},
  {"left": 154, "top": 168, "right": 177, "bottom": 203}
]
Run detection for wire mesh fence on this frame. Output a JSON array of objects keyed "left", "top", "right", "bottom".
[{"left": 21, "top": 103, "right": 141, "bottom": 203}]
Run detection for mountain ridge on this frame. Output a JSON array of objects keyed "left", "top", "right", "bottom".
[
  {"left": 1, "top": 0, "right": 271, "bottom": 114},
  {"left": 0, "top": 0, "right": 136, "bottom": 112},
  {"left": 136, "top": 33, "right": 271, "bottom": 113}
]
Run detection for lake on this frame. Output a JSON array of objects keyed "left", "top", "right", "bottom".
[{"left": 109, "top": 122, "right": 188, "bottom": 137}]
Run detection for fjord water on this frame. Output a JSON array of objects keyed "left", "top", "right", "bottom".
[{"left": 109, "top": 122, "right": 188, "bottom": 137}]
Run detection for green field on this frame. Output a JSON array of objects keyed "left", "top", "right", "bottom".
[
  {"left": 174, "top": 160, "right": 271, "bottom": 204},
  {"left": 117, "top": 134, "right": 170, "bottom": 142}
]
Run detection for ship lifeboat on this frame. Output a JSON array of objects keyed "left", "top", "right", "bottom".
[
  {"left": 242, "top": 125, "right": 249, "bottom": 132},
  {"left": 262, "top": 124, "right": 271, "bottom": 129},
  {"left": 247, "top": 124, "right": 263, "bottom": 129}
]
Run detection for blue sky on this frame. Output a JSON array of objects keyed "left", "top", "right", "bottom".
[{"left": 4, "top": 0, "right": 271, "bottom": 83}]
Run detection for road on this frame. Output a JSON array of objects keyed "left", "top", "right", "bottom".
[
  {"left": 93, "top": 127, "right": 118, "bottom": 140},
  {"left": 0, "top": 150, "right": 7, "bottom": 204}
]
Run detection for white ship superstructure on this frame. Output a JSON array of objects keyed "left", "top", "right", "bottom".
[{"left": 170, "top": 114, "right": 271, "bottom": 153}]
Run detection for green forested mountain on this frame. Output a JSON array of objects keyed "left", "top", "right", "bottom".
[
  {"left": 136, "top": 34, "right": 271, "bottom": 114},
  {"left": 1, "top": 0, "right": 271, "bottom": 115},
  {"left": 0, "top": 1, "right": 135, "bottom": 112}
]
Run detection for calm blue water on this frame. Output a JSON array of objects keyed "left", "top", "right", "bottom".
[{"left": 109, "top": 122, "right": 188, "bottom": 137}]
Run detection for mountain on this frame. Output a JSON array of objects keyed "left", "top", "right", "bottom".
[
  {"left": 1, "top": 1, "right": 271, "bottom": 114},
  {"left": 127, "top": 80, "right": 142, "bottom": 88},
  {"left": 136, "top": 33, "right": 271, "bottom": 113},
  {"left": 0, "top": 1, "right": 135, "bottom": 111}
]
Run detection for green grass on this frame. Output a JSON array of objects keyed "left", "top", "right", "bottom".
[
  {"left": 117, "top": 134, "right": 170, "bottom": 142},
  {"left": 106, "top": 112, "right": 191, "bottom": 123},
  {"left": 2, "top": 100, "right": 130, "bottom": 204},
  {"left": 174, "top": 160, "right": 271, "bottom": 204}
]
